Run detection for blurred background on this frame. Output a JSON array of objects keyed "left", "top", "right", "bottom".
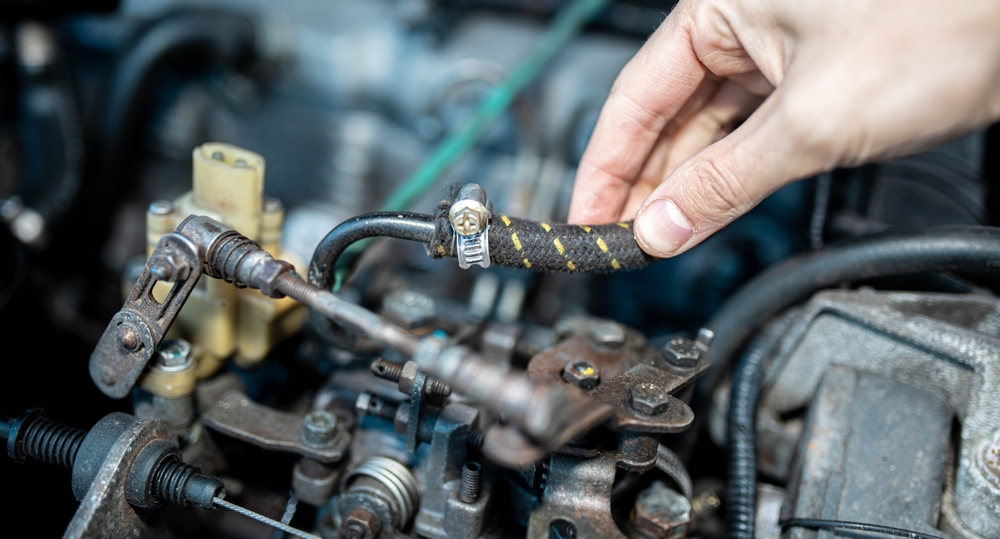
[{"left": 0, "top": 0, "right": 997, "bottom": 535}]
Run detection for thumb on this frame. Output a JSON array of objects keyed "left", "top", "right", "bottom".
[{"left": 633, "top": 90, "right": 827, "bottom": 257}]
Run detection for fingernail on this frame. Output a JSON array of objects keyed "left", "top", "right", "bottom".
[{"left": 635, "top": 199, "right": 693, "bottom": 257}]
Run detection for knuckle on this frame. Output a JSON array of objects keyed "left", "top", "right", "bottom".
[{"left": 684, "top": 157, "right": 752, "bottom": 220}]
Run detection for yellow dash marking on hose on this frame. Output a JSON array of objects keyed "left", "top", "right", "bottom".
[
  {"left": 595, "top": 237, "right": 609, "bottom": 253},
  {"left": 611, "top": 259, "right": 621, "bottom": 270},
  {"left": 436, "top": 244, "right": 446, "bottom": 256},
  {"left": 553, "top": 237, "right": 565, "bottom": 255},
  {"left": 500, "top": 215, "right": 511, "bottom": 226},
  {"left": 617, "top": 222, "right": 630, "bottom": 230},
  {"left": 567, "top": 261, "right": 577, "bottom": 271},
  {"left": 580, "top": 225, "right": 591, "bottom": 233},
  {"left": 540, "top": 222, "right": 552, "bottom": 232},
  {"left": 523, "top": 258, "right": 532, "bottom": 269},
  {"left": 512, "top": 233, "right": 522, "bottom": 251}
]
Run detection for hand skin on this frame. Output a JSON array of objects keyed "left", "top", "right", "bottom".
[{"left": 567, "top": 0, "right": 1000, "bottom": 257}]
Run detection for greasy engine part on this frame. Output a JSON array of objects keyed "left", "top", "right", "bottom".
[
  {"left": 733, "top": 289, "right": 1000, "bottom": 539},
  {"left": 2, "top": 409, "right": 223, "bottom": 537}
]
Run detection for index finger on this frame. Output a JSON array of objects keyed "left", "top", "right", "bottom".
[{"left": 568, "top": 11, "right": 707, "bottom": 224}]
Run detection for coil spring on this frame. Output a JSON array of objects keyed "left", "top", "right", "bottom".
[
  {"left": 205, "top": 231, "right": 260, "bottom": 286},
  {"left": 151, "top": 457, "right": 200, "bottom": 506},
  {"left": 19, "top": 417, "right": 86, "bottom": 468}
]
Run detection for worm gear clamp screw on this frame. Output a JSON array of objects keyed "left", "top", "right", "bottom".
[{"left": 449, "top": 184, "right": 492, "bottom": 269}]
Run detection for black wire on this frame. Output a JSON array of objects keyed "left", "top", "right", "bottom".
[{"left": 780, "top": 518, "right": 945, "bottom": 539}]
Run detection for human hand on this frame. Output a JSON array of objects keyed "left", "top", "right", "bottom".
[{"left": 568, "top": 0, "right": 1000, "bottom": 257}]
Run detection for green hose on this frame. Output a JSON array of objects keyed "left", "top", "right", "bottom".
[{"left": 332, "top": 0, "right": 612, "bottom": 290}]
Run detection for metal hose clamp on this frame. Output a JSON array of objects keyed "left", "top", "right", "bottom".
[{"left": 449, "top": 184, "right": 491, "bottom": 269}]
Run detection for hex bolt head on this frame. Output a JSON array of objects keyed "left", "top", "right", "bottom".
[
  {"left": 148, "top": 200, "right": 174, "bottom": 215},
  {"left": 381, "top": 289, "right": 436, "bottom": 329},
  {"left": 342, "top": 508, "right": 379, "bottom": 539},
  {"left": 630, "top": 383, "right": 670, "bottom": 416},
  {"left": 562, "top": 360, "right": 601, "bottom": 390},
  {"left": 589, "top": 320, "right": 627, "bottom": 349},
  {"left": 117, "top": 325, "right": 141, "bottom": 352},
  {"left": 632, "top": 481, "right": 691, "bottom": 539},
  {"left": 301, "top": 410, "right": 338, "bottom": 448},
  {"left": 662, "top": 336, "right": 700, "bottom": 368},
  {"left": 449, "top": 184, "right": 490, "bottom": 236},
  {"left": 155, "top": 339, "right": 192, "bottom": 369}
]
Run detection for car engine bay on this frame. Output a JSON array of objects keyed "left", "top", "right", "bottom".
[{"left": 1, "top": 1, "right": 999, "bottom": 538}]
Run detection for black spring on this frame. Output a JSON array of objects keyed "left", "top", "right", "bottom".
[
  {"left": 151, "top": 458, "right": 199, "bottom": 506},
  {"left": 20, "top": 417, "right": 86, "bottom": 468},
  {"left": 205, "top": 231, "right": 259, "bottom": 286}
]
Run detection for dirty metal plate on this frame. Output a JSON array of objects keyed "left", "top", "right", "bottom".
[
  {"left": 90, "top": 233, "right": 203, "bottom": 399},
  {"left": 202, "top": 390, "right": 350, "bottom": 463}
]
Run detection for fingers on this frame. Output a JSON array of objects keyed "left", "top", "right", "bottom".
[
  {"left": 567, "top": 11, "right": 707, "bottom": 225},
  {"left": 618, "top": 80, "right": 763, "bottom": 220},
  {"left": 633, "top": 85, "right": 827, "bottom": 257}
]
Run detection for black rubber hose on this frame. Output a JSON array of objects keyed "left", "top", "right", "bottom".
[
  {"left": 308, "top": 212, "right": 436, "bottom": 291},
  {"left": 726, "top": 317, "right": 794, "bottom": 539},
  {"left": 703, "top": 225, "right": 1000, "bottom": 396}
]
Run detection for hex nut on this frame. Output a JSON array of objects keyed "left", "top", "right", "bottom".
[
  {"left": 342, "top": 508, "right": 380, "bottom": 539},
  {"left": 662, "top": 337, "right": 700, "bottom": 368},
  {"left": 632, "top": 481, "right": 691, "bottom": 539},
  {"left": 630, "top": 383, "right": 670, "bottom": 416},
  {"left": 562, "top": 360, "right": 601, "bottom": 390},
  {"left": 301, "top": 410, "right": 338, "bottom": 448},
  {"left": 589, "top": 320, "right": 627, "bottom": 349},
  {"left": 381, "top": 289, "right": 436, "bottom": 329},
  {"left": 254, "top": 259, "right": 294, "bottom": 298}
]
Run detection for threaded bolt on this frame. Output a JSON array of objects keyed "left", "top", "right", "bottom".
[
  {"left": 371, "top": 358, "right": 404, "bottom": 382},
  {"left": 8, "top": 413, "right": 86, "bottom": 467},
  {"left": 370, "top": 358, "right": 451, "bottom": 397},
  {"left": 356, "top": 393, "right": 399, "bottom": 422},
  {"left": 424, "top": 378, "right": 452, "bottom": 397},
  {"left": 467, "top": 430, "right": 484, "bottom": 449},
  {"left": 459, "top": 461, "right": 482, "bottom": 503}
]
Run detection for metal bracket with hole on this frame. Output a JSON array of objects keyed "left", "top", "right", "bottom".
[{"left": 89, "top": 232, "right": 203, "bottom": 399}]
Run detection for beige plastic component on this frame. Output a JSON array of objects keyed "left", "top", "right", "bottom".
[
  {"left": 139, "top": 357, "right": 198, "bottom": 399},
  {"left": 192, "top": 143, "right": 265, "bottom": 241},
  {"left": 138, "top": 142, "right": 305, "bottom": 377}
]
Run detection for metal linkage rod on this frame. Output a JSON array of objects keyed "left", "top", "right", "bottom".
[
  {"left": 213, "top": 497, "right": 321, "bottom": 539},
  {"left": 274, "top": 273, "right": 421, "bottom": 356}
]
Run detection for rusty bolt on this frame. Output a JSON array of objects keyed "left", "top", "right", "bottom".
[
  {"left": 117, "top": 325, "right": 141, "bottom": 352},
  {"left": 632, "top": 481, "right": 691, "bottom": 539},
  {"left": 662, "top": 337, "right": 700, "bottom": 368},
  {"left": 301, "top": 410, "right": 338, "bottom": 448},
  {"left": 562, "top": 360, "right": 601, "bottom": 390},
  {"left": 630, "top": 383, "right": 670, "bottom": 416},
  {"left": 589, "top": 320, "right": 627, "bottom": 349},
  {"left": 342, "top": 508, "right": 379, "bottom": 539}
]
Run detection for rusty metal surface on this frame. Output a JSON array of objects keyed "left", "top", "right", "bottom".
[
  {"left": 90, "top": 232, "right": 203, "bottom": 399},
  {"left": 527, "top": 335, "right": 708, "bottom": 433},
  {"left": 64, "top": 415, "right": 172, "bottom": 539},
  {"left": 761, "top": 289, "right": 1000, "bottom": 538},
  {"left": 526, "top": 454, "right": 623, "bottom": 539},
  {"left": 201, "top": 390, "right": 350, "bottom": 463}
]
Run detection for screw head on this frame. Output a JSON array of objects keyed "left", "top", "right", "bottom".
[
  {"left": 148, "top": 200, "right": 174, "bottom": 216},
  {"left": 662, "top": 337, "right": 700, "bottom": 368},
  {"left": 301, "top": 410, "right": 338, "bottom": 448},
  {"left": 381, "top": 289, "right": 435, "bottom": 329},
  {"left": 630, "top": 382, "right": 670, "bottom": 416},
  {"left": 117, "top": 325, "right": 141, "bottom": 352},
  {"left": 589, "top": 320, "right": 627, "bottom": 348},
  {"left": 342, "top": 508, "right": 379, "bottom": 539},
  {"left": 154, "top": 339, "right": 192, "bottom": 370},
  {"left": 449, "top": 199, "right": 489, "bottom": 236},
  {"left": 562, "top": 360, "right": 601, "bottom": 390},
  {"left": 632, "top": 481, "right": 691, "bottom": 539}
]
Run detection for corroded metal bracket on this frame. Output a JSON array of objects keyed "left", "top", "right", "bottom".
[{"left": 89, "top": 233, "right": 203, "bottom": 399}]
